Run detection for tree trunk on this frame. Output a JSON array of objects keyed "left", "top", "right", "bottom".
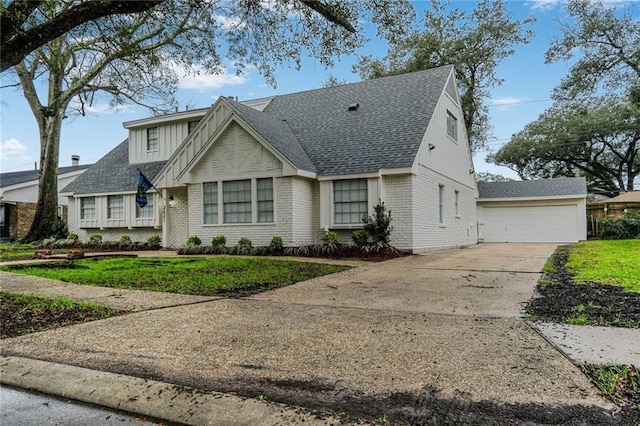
[{"left": 23, "top": 112, "right": 63, "bottom": 242}]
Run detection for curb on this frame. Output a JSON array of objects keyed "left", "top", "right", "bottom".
[{"left": 0, "top": 356, "right": 344, "bottom": 426}]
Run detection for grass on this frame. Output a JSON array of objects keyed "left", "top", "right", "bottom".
[
  {"left": 1, "top": 292, "right": 118, "bottom": 338},
  {"left": 565, "top": 240, "right": 640, "bottom": 293},
  {"left": 0, "top": 243, "right": 70, "bottom": 262},
  {"left": 580, "top": 363, "right": 639, "bottom": 408},
  {"left": 0, "top": 257, "right": 350, "bottom": 296}
]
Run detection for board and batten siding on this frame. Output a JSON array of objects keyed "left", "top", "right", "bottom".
[{"left": 71, "top": 194, "right": 159, "bottom": 230}]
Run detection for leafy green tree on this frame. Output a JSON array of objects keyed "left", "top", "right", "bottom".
[
  {"left": 3, "top": 0, "right": 414, "bottom": 241},
  {"left": 545, "top": 0, "right": 640, "bottom": 101},
  {"left": 354, "top": 0, "right": 534, "bottom": 150},
  {"left": 475, "top": 172, "right": 514, "bottom": 183},
  {"left": 489, "top": 96, "right": 639, "bottom": 196}
]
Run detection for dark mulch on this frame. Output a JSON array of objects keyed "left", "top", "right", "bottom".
[
  {"left": 526, "top": 245, "right": 640, "bottom": 328},
  {"left": 0, "top": 293, "right": 119, "bottom": 339}
]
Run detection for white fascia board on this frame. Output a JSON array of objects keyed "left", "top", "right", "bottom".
[
  {"left": 67, "top": 191, "right": 138, "bottom": 198},
  {"left": 294, "top": 169, "right": 317, "bottom": 179},
  {"left": 477, "top": 194, "right": 587, "bottom": 203},
  {"left": 123, "top": 109, "right": 209, "bottom": 129},
  {"left": 317, "top": 172, "right": 381, "bottom": 181},
  {"left": 379, "top": 167, "right": 416, "bottom": 176}
]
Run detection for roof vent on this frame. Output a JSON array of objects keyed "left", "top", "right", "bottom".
[{"left": 347, "top": 102, "right": 359, "bottom": 111}]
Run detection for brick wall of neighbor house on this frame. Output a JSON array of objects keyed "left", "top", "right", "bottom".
[
  {"left": 67, "top": 198, "right": 162, "bottom": 244},
  {"left": 14, "top": 202, "right": 37, "bottom": 240},
  {"left": 186, "top": 177, "right": 293, "bottom": 247},
  {"left": 291, "top": 177, "right": 322, "bottom": 245},
  {"left": 8, "top": 203, "right": 18, "bottom": 240},
  {"left": 383, "top": 175, "right": 415, "bottom": 251},
  {"left": 411, "top": 165, "right": 477, "bottom": 253}
]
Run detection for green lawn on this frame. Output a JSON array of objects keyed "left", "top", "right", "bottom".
[
  {"left": 0, "top": 243, "right": 39, "bottom": 262},
  {"left": 1, "top": 257, "right": 350, "bottom": 296},
  {"left": 565, "top": 240, "right": 640, "bottom": 293}
]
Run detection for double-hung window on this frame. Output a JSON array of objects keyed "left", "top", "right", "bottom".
[
  {"left": 446, "top": 111, "right": 457, "bottom": 141},
  {"left": 334, "top": 179, "right": 368, "bottom": 225},
  {"left": 81, "top": 197, "right": 96, "bottom": 219},
  {"left": 136, "top": 194, "right": 154, "bottom": 218},
  {"left": 203, "top": 182, "right": 218, "bottom": 224},
  {"left": 147, "top": 127, "right": 158, "bottom": 151},
  {"left": 223, "top": 180, "right": 252, "bottom": 223},
  {"left": 107, "top": 195, "right": 124, "bottom": 219},
  {"left": 257, "top": 178, "right": 274, "bottom": 223}
]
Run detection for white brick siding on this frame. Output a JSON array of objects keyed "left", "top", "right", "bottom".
[{"left": 383, "top": 175, "right": 414, "bottom": 251}]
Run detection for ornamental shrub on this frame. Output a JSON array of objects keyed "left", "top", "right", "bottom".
[
  {"left": 363, "top": 201, "right": 392, "bottom": 246},
  {"left": 237, "top": 237, "right": 252, "bottom": 249},
  {"left": 600, "top": 211, "right": 640, "bottom": 239},
  {"left": 186, "top": 235, "right": 202, "bottom": 247},
  {"left": 351, "top": 230, "right": 370, "bottom": 246},
  {"left": 67, "top": 233, "right": 79, "bottom": 242},
  {"left": 119, "top": 235, "right": 132, "bottom": 245},
  {"left": 212, "top": 235, "right": 227, "bottom": 248},
  {"left": 147, "top": 235, "right": 161, "bottom": 247},
  {"left": 322, "top": 231, "right": 339, "bottom": 245},
  {"left": 89, "top": 233, "right": 103, "bottom": 244},
  {"left": 270, "top": 236, "right": 284, "bottom": 251}
]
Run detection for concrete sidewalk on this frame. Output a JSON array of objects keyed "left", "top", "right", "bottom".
[{"left": 0, "top": 244, "right": 629, "bottom": 424}]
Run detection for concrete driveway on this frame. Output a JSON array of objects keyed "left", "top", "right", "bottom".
[
  {"left": 1, "top": 243, "right": 617, "bottom": 424},
  {"left": 250, "top": 243, "right": 555, "bottom": 318}
]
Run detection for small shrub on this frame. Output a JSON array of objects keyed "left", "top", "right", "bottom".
[
  {"left": 237, "top": 237, "right": 252, "bottom": 255},
  {"left": 363, "top": 201, "right": 393, "bottom": 246},
  {"left": 600, "top": 211, "right": 640, "bottom": 239},
  {"left": 212, "top": 235, "right": 227, "bottom": 248},
  {"left": 119, "top": 235, "right": 132, "bottom": 245},
  {"left": 67, "top": 233, "right": 79, "bottom": 242},
  {"left": 322, "top": 231, "right": 339, "bottom": 245},
  {"left": 147, "top": 235, "right": 161, "bottom": 247},
  {"left": 270, "top": 236, "right": 284, "bottom": 251},
  {"left": 351, "top": 230, "right": 370, "bottom": 246},
  {"left": 89, "top": 233, "right": 103, "bottom": 244},
  {"left": 51, "top": 216, "right": 69, "bottom": 240},
  {"left": 186, "top": 235, "right": 202, "bottom": 247}
]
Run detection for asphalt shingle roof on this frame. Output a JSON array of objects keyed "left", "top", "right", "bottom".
[
  {"left": 477, "top": 177, "right": 588, "bottom": 199},
  {"left": 61, "top": 140, "right": 165, "bottom": 195},
  {"left": 1, "top": 165, "right": 90, "bottom": 188},
  {"left": 259, "top": 65, "right": 453, "bottom": 176},
  {"left": 606, "top": 191, "right": 640, "bottom": 203}
]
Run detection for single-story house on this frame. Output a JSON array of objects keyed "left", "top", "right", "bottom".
[
  {"left": 477, "top": 177, "right": 587, "bottom": 243},
  {"left": 0, "top": 157, "right": 90, "bottom": 241},
  {"left": 62, "top": 65, "right": 480, "bottom": 252},
  {"left": 586, "top": 190, "right": 640, "bottom": 237}
]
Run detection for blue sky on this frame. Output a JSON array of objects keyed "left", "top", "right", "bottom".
[{"left": 0, "top": 0, "right": 635, "bottom": 178}]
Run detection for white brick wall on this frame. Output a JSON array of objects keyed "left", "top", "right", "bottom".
[
  {"left": 291, "top": 178, "right": 322, "bottom": 245},
  {"left": 383, "top": 175, "right": 414, "bottom": 251},
  {"left": 166, "top": 186, "right": 189, "bottom": 248}
]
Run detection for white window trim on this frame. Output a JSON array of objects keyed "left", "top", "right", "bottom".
[
  {"left": 446, "top": 110, "right": 458, "bottom": 142},
  {"left": 331, "top": 178, "right": 368, "bottom": 229},
  {"left": 438, "top": 184, "right": 446, "bottom": 226},
  {"left": 201, "top": 177, "right": 276, "bottom": 226},
  {"left": 147, "top": 127, "right": 159, "bottom": 152}
]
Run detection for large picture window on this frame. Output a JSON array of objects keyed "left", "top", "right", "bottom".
[
  {"left": 107, "top": 195, "right": 124, "bottom": 219},
  {"left": 223, "top": 180, "right": 251, "bottom": 223},
  {"left": 203, "top": 182, "right": 218, "bottom": 224},
  {"left": 136, "top": 194, "right": 154, "bottom": 218},
  {"left": 80, "top": 197, "right": 95, "bottom": 219},
  {"left": 446, "top": 111, "right": 457, "bottom": 141},
  {"left": 257, "top": 178, "right": 274, "bottom": 223},
  {"left": 334, "top": 179, "right": 368, "bottom": 224},
  {"left": 147, "top": 127, "right": 158, "bottom": 151}
]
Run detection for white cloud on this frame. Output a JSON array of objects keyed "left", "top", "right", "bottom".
[
  {"left": 69, "top": 100, "right": 134, "bottom": 115},
  {"left": 178, "top": 65, "right": 248, "bottom": 91},
  {"left": 214, "top": 14, "right": 246, "bottom": 30},
  {"left": 529, "top": 0, "right": 562, "bottom": 11},
  {"left": 0, "top": 138, "right": 32, "bottom": 163},
  {"left": 491, "top": 97, "right": 527, "bottom": 110}
]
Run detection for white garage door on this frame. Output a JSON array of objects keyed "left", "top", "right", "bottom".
[{"left": 482, "top": 204, "right": 579, "bottom": 243}]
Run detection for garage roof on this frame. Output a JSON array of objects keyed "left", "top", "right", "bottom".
[{"left": 478, "top": 177, "right": 587, "bottom": 199}]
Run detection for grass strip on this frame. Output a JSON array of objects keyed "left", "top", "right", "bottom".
[
  {"left": 0, "top": 257, "right": 350, "bottom": 296},
  {"left": 1, "top": 292, "right": 118, "bottom": 338},
  {"left": 565, "top": 240, "right": 640, "bottom": 293}
]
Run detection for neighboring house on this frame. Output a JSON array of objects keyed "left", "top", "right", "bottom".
[
  {"left": 1, "top": 157, "right": 90, "bottom": 241},
  {"left": 62, "top": 65, "right": 480, "bottom": 252},
  {"left": 476, "top": 177, "right": 587, "bottom": 243},
  {"left": 586, "top": 191, "right": 640, "bottom": 237}
]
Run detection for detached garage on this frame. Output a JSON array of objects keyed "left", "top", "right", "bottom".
[{"left": 477, "top": 178, "right": 587, "bottom": 243}]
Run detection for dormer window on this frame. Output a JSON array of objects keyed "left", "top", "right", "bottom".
[{"left": 147, "top": 127, "right": 158, "bottom": 151}]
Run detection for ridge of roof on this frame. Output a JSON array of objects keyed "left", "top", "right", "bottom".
[{"left": 1, "top": 165, "right": 91, "bottom": 188}]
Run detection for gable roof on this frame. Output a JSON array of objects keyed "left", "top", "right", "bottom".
[
  {"left": 251, "top": 65, "right": 454, "bottom": 176},
  {"left": 61, "top": 140, "right": 165, "bottom": 195},
  {"left": 605, "top": 191, "right": 640, "bottom": 203},
  {"left": 478, "top": 177, "right": 587, "bottom": 200},
  {"left": 1, "top": 165, "right": 91, "bottom": 189}
]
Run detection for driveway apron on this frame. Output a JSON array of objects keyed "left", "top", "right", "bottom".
[{"left": 1, "top": 243, "right": 616, "bottom": 423}]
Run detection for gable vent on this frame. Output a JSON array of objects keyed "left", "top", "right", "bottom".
[{"left": 348, "top": 102, "right": 360, "bottom": 111}]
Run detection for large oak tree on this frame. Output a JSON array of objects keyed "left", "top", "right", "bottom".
[{"left": 2, "top": 0, "right": 414, "bottom": 241}]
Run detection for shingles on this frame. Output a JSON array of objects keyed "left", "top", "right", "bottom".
[
  {"left": 477, "top": 177, "right": 588, "bottom": 199},
  {"left": 260, "top": 65, "right": 453, "bottom": 176},
  {"left": 61, "top": 140, "right": 165, "bottom": 195},
  {"left": 1, "top": 165, "right": 90, "bottom": 189},
  {"left": 605, "top": 191, "right": 640, "bottom": 203}
]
